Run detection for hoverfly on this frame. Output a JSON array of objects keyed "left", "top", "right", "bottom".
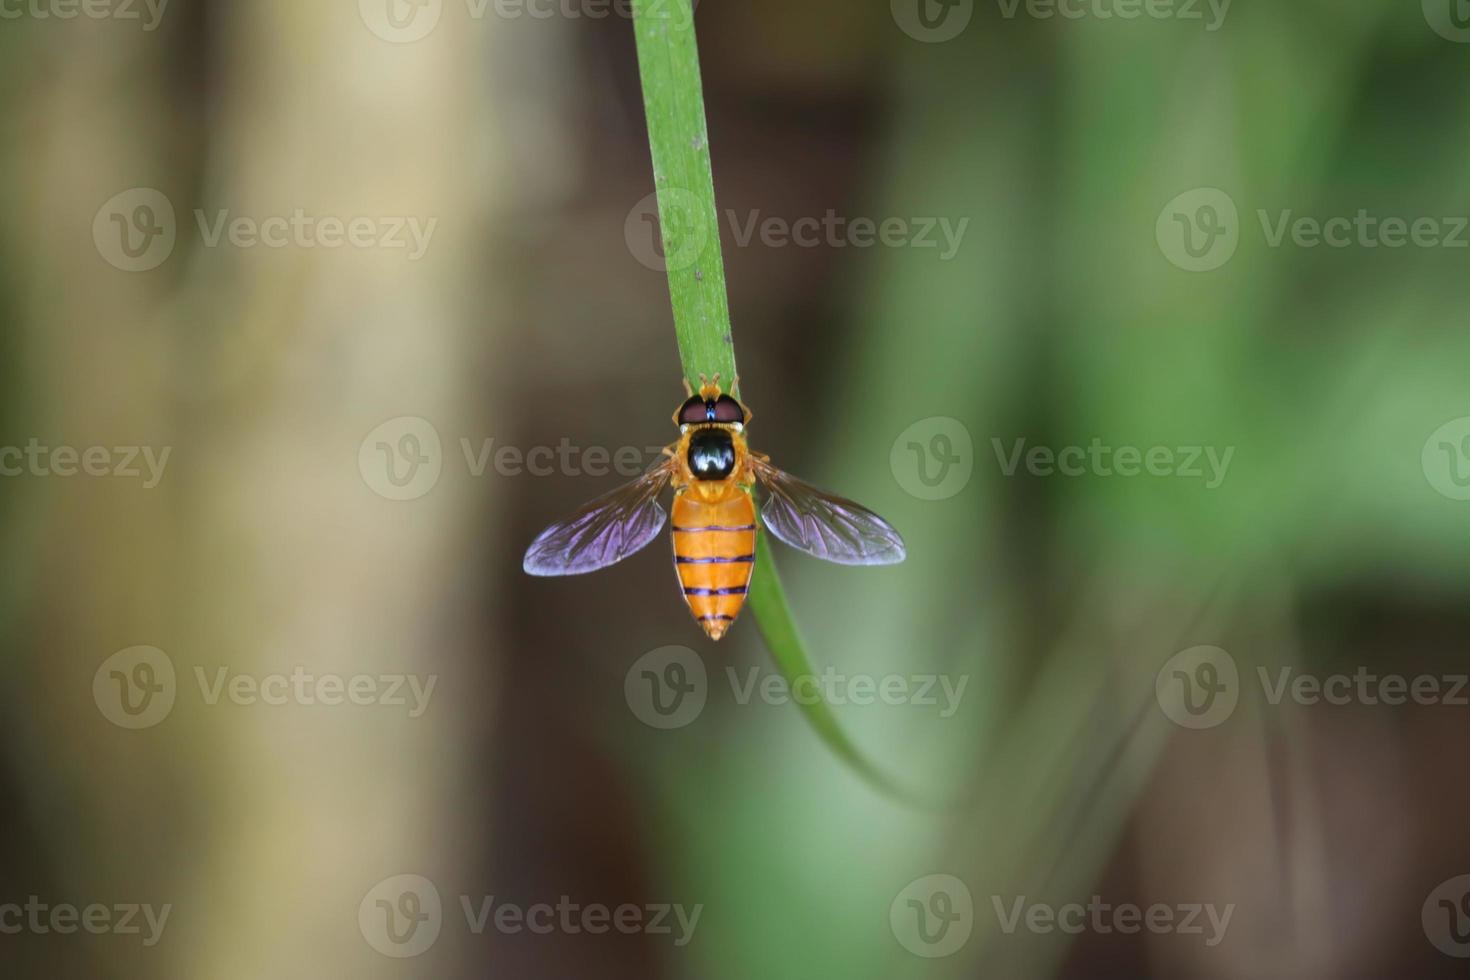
[{"left": 523, "top": 376, "right": 906, "bottom": 640}]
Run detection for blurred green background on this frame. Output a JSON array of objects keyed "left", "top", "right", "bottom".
[{"left": 3, "top": 1, "right": 1470, "bottom": 977}]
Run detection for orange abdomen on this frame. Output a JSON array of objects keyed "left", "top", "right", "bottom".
[{"left": 670, "top": 489, "right": 757, "bottom": 640}]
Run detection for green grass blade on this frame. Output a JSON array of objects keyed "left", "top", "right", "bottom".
[
  {"left": 631, "top": 0, "right": 736, "bottom": 393},
  {"left": 631, "top": 0, "right": 905, "bottom": 797},
  {"left": 745, "top": 549, "right": 909, "bottom": 798}
]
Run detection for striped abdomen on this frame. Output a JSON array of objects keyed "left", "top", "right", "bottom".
[{"left": 670, "top": 490, "right": 757, "bottom": 640}]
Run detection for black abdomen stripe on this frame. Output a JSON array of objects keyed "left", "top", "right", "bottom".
[
  {"left": 683, "top": 586, "right": 749, "bottom": 596},
  {"left": 672, "top": 524, "right": 757, "bottom": 532},
  {"left": 675, "top": 554, "right": 756, "bottom": 565},
  {"left": 698, "top": 614, "right": 735, "bottom": 622}
]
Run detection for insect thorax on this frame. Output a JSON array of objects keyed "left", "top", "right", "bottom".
[{"left": 687, "top": 428, "right": 736, "bottom": 481}]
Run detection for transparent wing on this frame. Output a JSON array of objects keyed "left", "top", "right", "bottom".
[
  {"left": 751, "top": 457, "right": 906, "bottom": 566},
  {"left": 523, "top": 459, "right": 674, "bottom": 576}
]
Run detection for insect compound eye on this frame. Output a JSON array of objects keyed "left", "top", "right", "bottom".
[
  {"left": 710, "top": 395, "right": 745, "bottom": 424},
  {"left": 677, "top": 395, "right": 709, "bottom": 425}
]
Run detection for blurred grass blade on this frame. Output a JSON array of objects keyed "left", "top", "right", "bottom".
[
  {"left": 632, "top": 0, "right": 902, "bottom": 796},
  {"left": 746, "top": 549, "right": 906, "bottom": 797}
]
